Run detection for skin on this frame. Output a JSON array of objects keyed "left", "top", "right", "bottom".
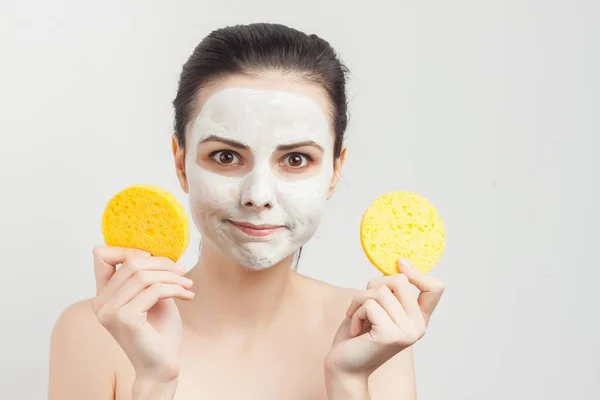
[{"left": 48, "top": 71, "right": 445, "bottom": 400}]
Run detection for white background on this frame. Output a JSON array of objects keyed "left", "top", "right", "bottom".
[{"left": 1, "top": 1, "right": 599, "bottom": 398}]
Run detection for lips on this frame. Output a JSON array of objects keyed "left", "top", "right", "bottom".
[{"left": 227, "top": 220, "right": 285, "bottom": 237}]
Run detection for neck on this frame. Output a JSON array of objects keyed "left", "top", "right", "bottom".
[{"left": 180, "top": 242, "right": 299, "bottom": 337}]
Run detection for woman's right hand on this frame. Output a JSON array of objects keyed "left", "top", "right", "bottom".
[{"left": 91, "top": 245, "right": 194, "bottom": 387}]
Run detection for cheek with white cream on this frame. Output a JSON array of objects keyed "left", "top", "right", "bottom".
[{"left": 184, "top": 87, "right": 335, "bottom": 269}]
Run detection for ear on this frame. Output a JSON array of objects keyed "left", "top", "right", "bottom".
[
  {"left": 172, "top": 134, "right": 189, "bottom": 193},
  {"left": 327, "top": 146, "right": 347, "bottom": 200}
]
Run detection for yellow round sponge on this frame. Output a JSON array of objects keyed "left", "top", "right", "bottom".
[
  {"left": 101, "top": 184, "right": 190, "bottom": 262},
  {"left": 360, "top": 191, "right": 446, "bottom": 275}
]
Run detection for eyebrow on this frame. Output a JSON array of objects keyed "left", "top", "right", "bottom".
[
  {"left": 276, "top": 140, "right": 324, "bottom": 153},
  {"left": 199, "top": 135, "right": 324, "bottom": 153},
  {"left": 199, "top": 135, "right": 248, "bottom": 150}
]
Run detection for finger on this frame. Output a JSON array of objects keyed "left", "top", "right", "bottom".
[
  {"left": 346, "top": 289, "right": 379, "bottom": 317},
  {"left": 123, "top": 283, "right": 195, "bottom": 314},
  {"left": 346, "top": 291, "right": 370, "bottom": 317},
  {"left": 349, "top": 310, "right": 365, "bottom": 337},
  {"left": 103, "top": 271, "right": 193, "bottom": 310},
  {"left": 93, "top": 246, "right": 150, "bottom": 294},
  {"left": 369, "top": 274, "right": 424, "bottom": 328},
  {"left": 353, "top": 298, "right": 397, "bottom": 336},
  {"left": 96, "top": 255, "right": 186, "bottom": 308},
  {"left": 398, "top": 258, "right": 445, "bottom": 323},
  {"left": 347, "top": 278, "right": 404, "bottom": 316},
  {"left": 348, "top": 290, "right": 386, "bottom": 337},
  {"left": 347, "top": 287, "right": 411, "bottom": 330}
]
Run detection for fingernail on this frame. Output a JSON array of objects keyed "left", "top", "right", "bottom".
[{"left": 399, "top": 258, "right": 412, "bottom": 270}]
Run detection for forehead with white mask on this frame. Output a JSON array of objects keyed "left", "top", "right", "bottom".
[{"left": 184, "top": 87, "right": 335, "bottom": 270}]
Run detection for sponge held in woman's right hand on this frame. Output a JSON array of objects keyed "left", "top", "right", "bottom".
[{"left": 101, "top": 184, "right": 190, "bottom": 262}]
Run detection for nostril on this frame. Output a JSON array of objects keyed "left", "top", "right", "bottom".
[{"left": 244, "top": 200, "right": 272, "bottom": 210}]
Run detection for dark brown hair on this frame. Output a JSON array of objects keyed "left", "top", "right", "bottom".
[
  {"left": 174, "top": 23, "right": 351, "bottom": 268},
  {"left": 172, "top": 22, "right": 350, "bottom": 159}
]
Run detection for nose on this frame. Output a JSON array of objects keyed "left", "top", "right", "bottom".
[{"left": 240, "top": 169, "right": 277, "bottom": 212}]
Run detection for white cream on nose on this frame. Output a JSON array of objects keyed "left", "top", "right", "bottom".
[{"left": 240, "top": 166, "right": 278, "bottom": 210}]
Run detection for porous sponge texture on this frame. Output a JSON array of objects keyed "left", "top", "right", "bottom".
[
  {"left": 102, "top": 184, "right": 190, "bottom": 262},
  {"left": 360, "top": 191, "right": 446, "bottom": 275}
]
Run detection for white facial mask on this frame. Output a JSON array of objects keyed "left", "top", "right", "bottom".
[{"left": 185, "top": 87, "right": 334, "bottom": 270}]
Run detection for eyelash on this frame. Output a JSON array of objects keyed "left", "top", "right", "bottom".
[
  {"left": 209, "top": 150, "right": 242, "bottom": 166},
  {"left": 208, "top": 150, "right": 313, "bottom": 169},
  {"left": 282, "top": 152, "right": 313, "bottom": 169}
]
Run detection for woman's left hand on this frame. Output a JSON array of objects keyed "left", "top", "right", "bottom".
[{"left": 325, "top": 258, "right": 445, "bottom": 381}]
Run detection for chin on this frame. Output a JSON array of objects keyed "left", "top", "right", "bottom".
[
  {"left": 226, "top": 242, "right": 295, "bottom": 271},
  {"left": 197, "top": 216, "right": 307, "bottom": 270},
  {"left": 238, "top": 257, "right": 278, "bottom": 271}
]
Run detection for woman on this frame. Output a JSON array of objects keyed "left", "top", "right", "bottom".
[{"left": 48, "top": 23, "right": 445, "bottom": 400}]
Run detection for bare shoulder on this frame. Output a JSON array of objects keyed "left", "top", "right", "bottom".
[
  {"left": 51, "top": 297, "right": 129, "bottom": 366},
  {"left": 294, "top": 272, "right": 361, "bottom": 318},
  {"left": 51, "top": 297, "right": 115, "bottom": 350},
  {"left": 52, "top": 297, "right": 98, "bottom": 329},
  {"left": 48, "top": 298, "right": 127, "bottom": 399}
]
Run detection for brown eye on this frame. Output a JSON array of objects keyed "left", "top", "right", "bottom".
[
  {"left": 219, "top": 151, "right": 234, "bottom": 163},
  {"left": 211, "top": 150, "right": 241, "bottom": 165},
  {"left": 283, "top": 153, "right": 310, "bottom": 168}
]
